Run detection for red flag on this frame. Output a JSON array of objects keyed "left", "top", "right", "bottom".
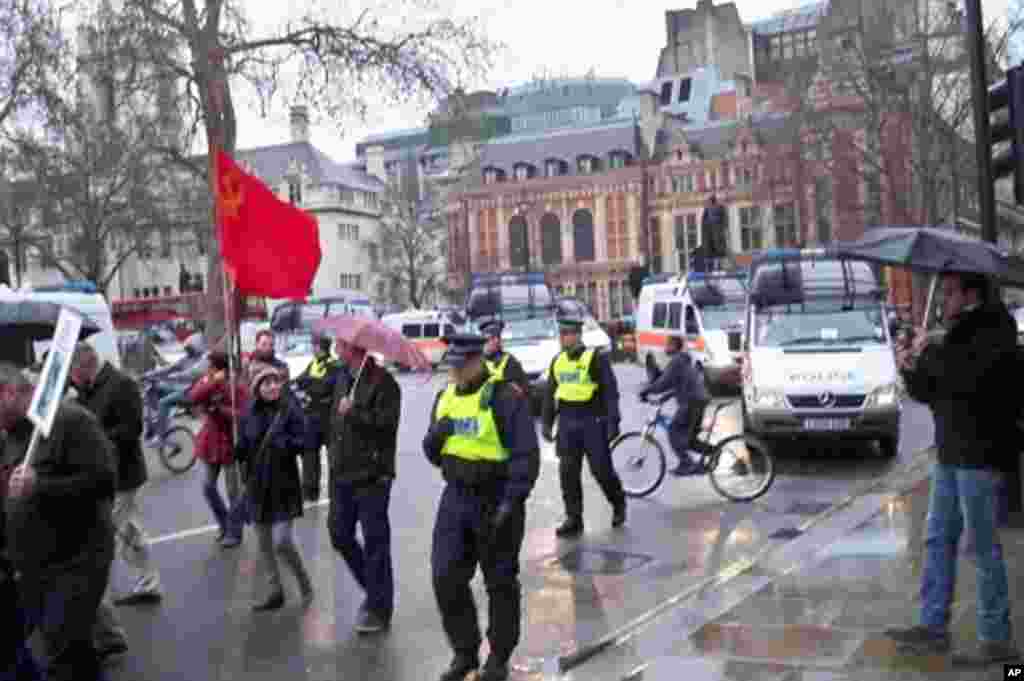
[{"left": 214, "top": 148, "right": 321, "bottom": 299}]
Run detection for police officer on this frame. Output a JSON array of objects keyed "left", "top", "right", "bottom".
[
  {"left": 295, "top": 334, "right": 343, "bottom": 501},
  {"left": 541, "top": 313, "right": 626, "bottom": 537},
  {"left": 479, "top": 318, "right": 529, "bottom": 395},
  {"left": 423, "top": 333, "right": 540, "bottom": 681}
]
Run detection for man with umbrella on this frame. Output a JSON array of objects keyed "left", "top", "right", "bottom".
[
  {"left": 423, "top": 333, "right": 540, "bottom": 681},
  {"left": 326, "top": 328, "right": 401, "bottom": 635},
  {"left": 479, "top": 318, "right": 528, "bottom": 395},
  {"left": 885, "top": 271, "right": 1020, "bottom": 665}
]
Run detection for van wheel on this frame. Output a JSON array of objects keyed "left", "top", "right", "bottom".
[{"left": 878, "top": 434, "right": 899, "bottom": 458}]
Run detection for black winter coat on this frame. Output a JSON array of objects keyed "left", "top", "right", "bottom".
[
  {"left": 74, "top": 363, "right": 147, "bottom": 492},
  {"left": 901, "top": 301, "right": 1019, "bottom": 470},
  {"left": 328, "top": 359, "right": 401, "bottom": 484},
  {"left": 236, "top": 396, "right": 306, "bottom": 523}
]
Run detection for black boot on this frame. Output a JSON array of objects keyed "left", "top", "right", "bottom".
[
  {"left": 479, "top": 656, "right": 510, "bottom": 681},
  {"left": 611, "top": 501, "right": 627, "bottom": 528},
  {"left": 556, "top": 516, "right": 584, "bottom": 538},
  {"left": 252, "top": 591, "right": 284, "bottom": 612},
  {"left": 438, "top": 653, "right": 479, "bottom": 681}
]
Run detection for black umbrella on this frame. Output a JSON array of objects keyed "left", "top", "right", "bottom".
[
  {"left": 0, "top": 300, "right": 102, "bottom": 367},
  {"left": 834, "top": 226, "right": 1024, "bottom": 286}
]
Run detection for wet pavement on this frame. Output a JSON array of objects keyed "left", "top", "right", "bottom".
[
  {"left": 573, "top": 457, "right": 1024, "bottom": 681},
  {"left": 95, "top": 365, "right": 945, "bottom": 681}
]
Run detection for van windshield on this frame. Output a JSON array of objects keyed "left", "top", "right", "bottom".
[
  {"left": 503, "top": 317, "right": 557, "bottom": 344},
  {"left": 700, "top": 305, "right": 745, "bottom": 330},
  {"left": 753, "top": 304, "right": 886, "bottom": 347}
]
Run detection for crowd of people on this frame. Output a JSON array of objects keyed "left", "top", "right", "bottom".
[
  {"left": 4, "top": 268, "right": 1023, "bottom": 678},
  {"left": 0, "top": 310, "right": 636, "bottom": 681}
]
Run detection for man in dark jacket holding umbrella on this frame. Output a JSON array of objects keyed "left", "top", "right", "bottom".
[
  {"left": 885, "top": 272, "right": 1020, "bottom": 666},
  {"left": 327, "top": 335, "right": 401, "bottom": 634}
]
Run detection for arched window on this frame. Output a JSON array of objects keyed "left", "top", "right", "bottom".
[
  {"left": 573, "top": 209, "right": 595, "bottom": 263},
  {"left": 541, "top": 213, "right": 562, "bottom": 265},
  {"left": 509, "top": 215, "right": 529, "bottom": 268}
]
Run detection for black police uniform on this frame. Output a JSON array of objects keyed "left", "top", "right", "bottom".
[
  {"left": 479, "top": 319, "right": 529, "bottom": 395},
  {"left": 542, "top": 318, "right": 626, "bottom": 537},
  {"left": 423, "top": 334, "right": 540, "bottom": 681},
  {"left": 295, "top": 336, "right": 344, "bottom": 501}
]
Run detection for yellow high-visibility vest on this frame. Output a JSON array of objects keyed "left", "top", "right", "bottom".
[
  {"left": 553, "top": 349, "right": 597, "bottom": 403},
  {"left": 434, "top": 378, "right": 508, "bottom": 462}
]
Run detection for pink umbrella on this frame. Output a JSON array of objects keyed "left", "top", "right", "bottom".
[{"left": 313, "top": 315, "right": 433, "bottom": 392}]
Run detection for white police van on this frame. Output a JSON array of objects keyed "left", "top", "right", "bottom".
[
  {"left": 635, "top": 270, "right": 747, "bottom": 392},
  {"left": 741, "top": 249, "right": 901, "bottom": 456}
]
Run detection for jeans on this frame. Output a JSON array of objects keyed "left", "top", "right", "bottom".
[
  {"left": 920, "top": 463, "right": 1011, "bottom": 642},
  {"left": 154, "top": 389, "right": 188, "bottom": 438},
  {"left": 328, "top": 479, "right": 394, "bottom": 618},
  {"left": 203, "top": 462, "right": 243, "bottom": 539}
]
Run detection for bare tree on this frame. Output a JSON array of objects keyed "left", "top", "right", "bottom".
[
  {"left": 110, "top": 0, "right": 498, "bottom": 342},
  {"left": 4, "top": 3, "right": 185, "bottom": 295},
  {"left": 374, "top": 154, "right": 446, "bottom": 309},
  {"left": 0, "top": 0, "right": 65, "bottom": 131}
]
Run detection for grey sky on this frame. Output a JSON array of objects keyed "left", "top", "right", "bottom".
[{"left": 237, "top": 0, "right": 1010, "bottom": 163}]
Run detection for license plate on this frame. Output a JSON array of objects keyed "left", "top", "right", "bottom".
[{"left": 804, "top": 418, "right": 852, "bottom": 431}]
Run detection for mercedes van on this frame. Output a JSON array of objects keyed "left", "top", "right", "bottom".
[{"left": 741, "top": 249, "right": 901, "bottom": 456}]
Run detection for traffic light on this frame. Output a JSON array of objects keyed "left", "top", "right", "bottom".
[{"left": 990, "top": 64, "right": 1024, "bottom": 204}]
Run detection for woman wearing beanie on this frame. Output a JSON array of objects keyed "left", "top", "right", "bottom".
[
  {"left": 189, "top": 350, "right": 248, "bottom": 547},
  {"left": 236, "top": 367, "right": 313, "bottom": 611}
]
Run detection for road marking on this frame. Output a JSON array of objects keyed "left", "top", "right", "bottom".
[{"left": 148, "top": 497, "right": 332, "bottom": 546}]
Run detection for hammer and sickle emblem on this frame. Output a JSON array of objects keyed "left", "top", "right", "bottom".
[{"left": 219, "top": 169, "right": 244, "bottom": 220}]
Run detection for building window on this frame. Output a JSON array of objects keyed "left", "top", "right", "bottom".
[
  {"left": 509, "top": 215, "right": 529, "bottom": 268},
  {"left": 546, "top": 160, "right": 563, "bottom": 177},
  {"left": 739, "top": 168, "right": 754, "bottom": 188},
  {"left": 606, "top": 194, "right": 628, "bottom": 260},
  {"left": 773, "top": 203, "right": 797, "bottom": 247},
  {"left": 660, "top": 81, "right": 673, "bottom": 106},
  {"left": 782, "top": 32, "right": 793, "bottom": 59},
  {"left": 572, "top": 209, "right": 595, "bottom": 262},
  {"left": 678, "top": 77, "right": 692, "bottom": 102},
  {"left": 578, "top": 156, "right": 598, "bottom": 174},
  {"left": 339, "top": 273, "right": 362, "bottom": 289},
  {"left": 133, "top": 288, "right": 141, "bottom": 298},
  {"left": 650, "top": 216, "right": 663, "bottom": 273},
  {"left": 609, "top": 152, "right": 628, "bottom": 169},
  {"left": 365, "top": 192, "right": 379, "bottom": 209},
  {"left": 587, "top": 282, "right": 598, "bottom": 317},
  {"left": 367, "top": 242, "right": 379, "bottom": 268},
  {"left": 609, "top": 281, "right": 622, "bottom": 318},
  {"left": 815, "top": 177, "right": 833, "bottom": 244},
  {"left": 541, "top": 213, "right": 562, "bottom": 265},
  {"left": 289, "top": 180, "right": 302, "bottom": 204},
  {"left": 721, "top": 162, "right": 731, "bottom": 187},
  {"left": 339, "top": 188, "right": 354, "bottom": 203},
  {"left": 160, "top": 228, "right": 172, "bottom": 259},
  {"left": 770, "top": 35, "right": 781, "bottom": 59},
  {"left": 739, "top": 206, "right": 763, "bottom": 251},
  {"left": 478, "top": 208, "right": 499, "bottom": 269},
  {"left": 514, "top": 164, "right": 531, "bottom": 181},
  {"left": 806, "top": 29, "right": 817, "bottom": 55},
  {"left": 338, "top": 223, "right": 360, "bottom": 240},
  {"left": 707, "top": 171, "right": 717, "bottom": 190}
]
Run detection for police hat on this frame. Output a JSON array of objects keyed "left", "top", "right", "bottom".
[
  {"left": 479, "top": 318, "right": 504, "bottom": 337},
  {"left": 442, "top": 333, "right": 487, "bottom": 368}
]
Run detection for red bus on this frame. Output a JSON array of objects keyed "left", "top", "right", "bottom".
[{"left": 111, "top": 293, "right": 267, "bottom": 336}]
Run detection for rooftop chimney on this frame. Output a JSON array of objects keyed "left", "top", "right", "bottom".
[{"left": 290, "top": 105, "right": 310, "bottom": 143}]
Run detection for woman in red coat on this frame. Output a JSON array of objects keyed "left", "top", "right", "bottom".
[{"left": 189, "top": 351, "right": 248, "bottom": 547}]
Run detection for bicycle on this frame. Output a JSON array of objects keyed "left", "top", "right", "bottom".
[
  {"left": 141, "top": 378, "right": 198, "bottom": 475},
  {"left": 610, "top": 396, "right": 775, "bottom": 502}
]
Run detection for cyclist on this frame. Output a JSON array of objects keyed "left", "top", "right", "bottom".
[
  {"left": 143, "top": 334, "right": 207, "bottom": 447},
  {"left": 638, "top": 335, "right": 708, "bottom": 476}
]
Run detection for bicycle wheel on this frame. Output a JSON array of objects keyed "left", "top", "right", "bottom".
[
  {"left": 610, "top": 432, "right": 666, "bottom": 498},
  {"left": 158, "top": 425, "right": 197, "bottom": 474},
  {"left": 707, "top": 434, "right": 775, "bottom": 502}
]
